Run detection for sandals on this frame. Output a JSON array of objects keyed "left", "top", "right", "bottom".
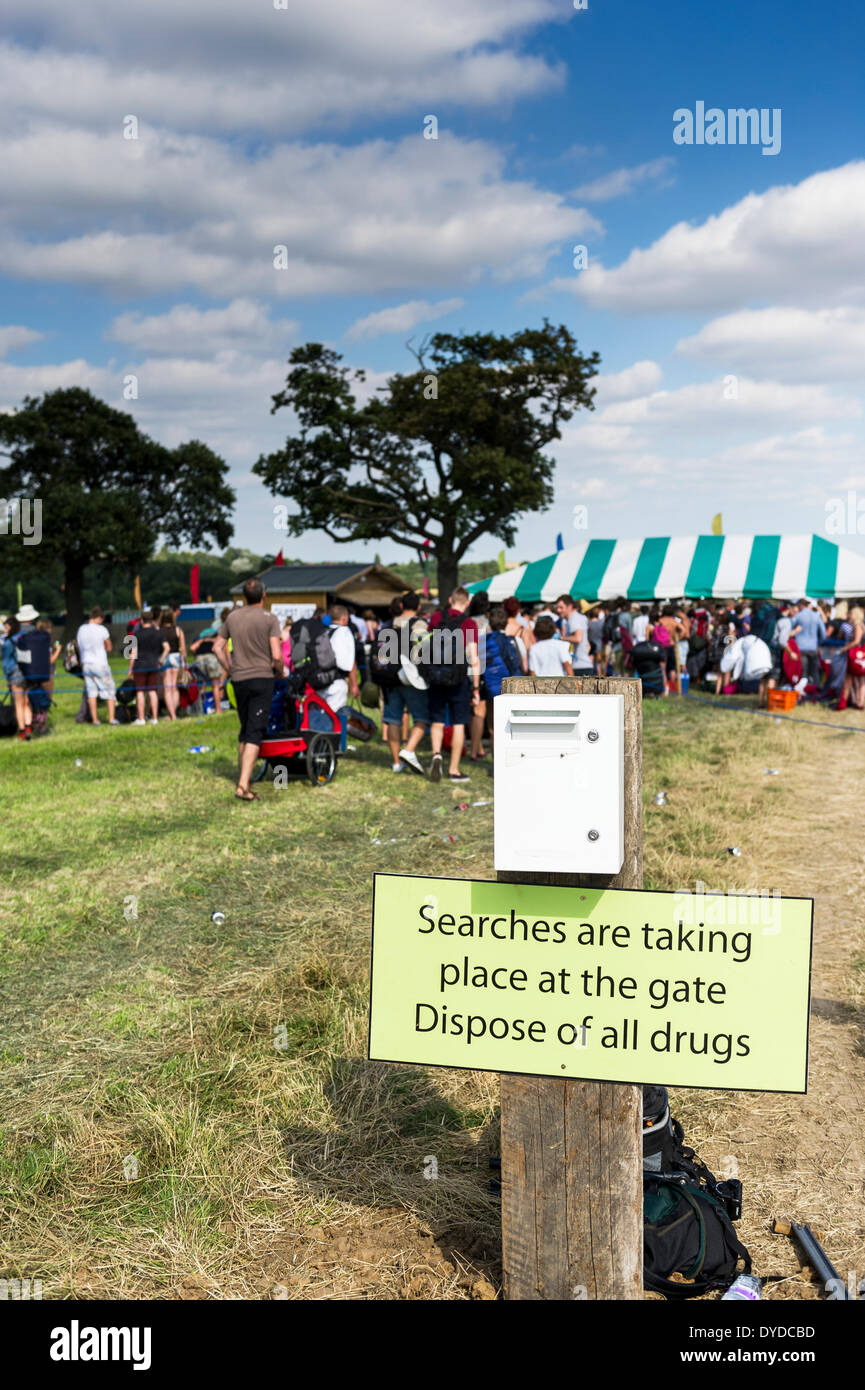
[{"left": 234, "top": 789, "right": 259, "bottom": 802}]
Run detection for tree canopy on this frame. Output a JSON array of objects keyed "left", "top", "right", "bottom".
[
  {"left": 254, "top": 320, "right": 600, "bottom": 598},
  {"left": 0, "top": 387, "right": 235, "bottom": 629}
]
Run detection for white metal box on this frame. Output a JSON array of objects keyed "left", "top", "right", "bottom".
[{"left": 493, "top": 693, "right": 624, "bottom": 874}]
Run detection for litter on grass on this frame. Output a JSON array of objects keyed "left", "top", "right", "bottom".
[
  {"left": 652, "top": 792, "right": 667, "bottom": 805},
  {"left": 211, "top": 911, "right": 226, "bottom": 925},
  {"left": 727, "top": 846, "right": 742, "bottom": 857}
]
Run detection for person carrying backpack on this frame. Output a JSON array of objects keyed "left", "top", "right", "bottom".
[
  {"left": 375, "top": 593, "right": 430, "bottom": 775},
  {"left": 481, "top": 606, "right": 520, "bottom": 747},
  {"left": 320, "top": 605, "right": 360, "bottom": 753},
  {"left": 418, "top": 586, "right": 479, "bottom": 784}
]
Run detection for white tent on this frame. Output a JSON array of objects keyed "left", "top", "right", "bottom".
[{"left": 467, "top": 534, "right": 865, "bottom": 603}]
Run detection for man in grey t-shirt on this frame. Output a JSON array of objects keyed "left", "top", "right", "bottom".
[{"left": 214, "top": 580, "right": 283, "bottom": 800}]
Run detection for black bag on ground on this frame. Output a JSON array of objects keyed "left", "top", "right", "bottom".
[
  {"left": 0, "top": 692, "right": 16, "bottom": 736},
  {"left": 642, "top": 1086, "right": 749, "bottom": 1299}
]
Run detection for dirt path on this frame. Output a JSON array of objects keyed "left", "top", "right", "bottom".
[{"left": 694, "top": 736, "right": 865, "bottom": 1298}]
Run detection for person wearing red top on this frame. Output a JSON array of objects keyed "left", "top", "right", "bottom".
[{"left": 425, "top": 586, "right": 480, "bottom": 784}]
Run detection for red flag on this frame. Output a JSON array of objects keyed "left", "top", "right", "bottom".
[
  {"left": 190, "top": 563, "right": 200, "bottom": 604},
  {"left": 275, "top": 549, "right": 284, "bottom": 566}
]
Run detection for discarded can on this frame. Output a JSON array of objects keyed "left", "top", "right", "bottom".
[
  {"left": 188, "top": 746, "right": 214, "bottom": 754},
  {"left": 211, "top": 911, "right": 226, "bottom": 925},
  {"left": 727, "top": 846, "right": 742, "bottom": 857}
]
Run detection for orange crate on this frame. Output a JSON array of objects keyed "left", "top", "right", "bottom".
[{"left": 767, "top": 689, "right": 797, "bottom": 711}]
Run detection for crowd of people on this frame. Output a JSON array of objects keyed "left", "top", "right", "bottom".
[{"left": 4, "top": 582, "right": 863, "bottom": 758}]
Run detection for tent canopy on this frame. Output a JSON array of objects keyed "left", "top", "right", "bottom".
[{"left": 467, "top": 535, "right": 865, "bottom": 604}]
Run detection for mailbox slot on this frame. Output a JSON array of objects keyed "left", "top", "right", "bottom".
[{"left": 494, "top": 693, "right": 624, "bottom": 874}]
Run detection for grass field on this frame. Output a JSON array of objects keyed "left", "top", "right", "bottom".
[{"left": 1, "top": 671, "right": 863, "bottom": 1299}]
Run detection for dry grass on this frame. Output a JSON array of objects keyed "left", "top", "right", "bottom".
[{"left": 0, "top": 680, "right": 863, "bottom": 1299}]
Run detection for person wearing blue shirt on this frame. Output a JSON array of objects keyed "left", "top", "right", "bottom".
[{"left": 789, "top": 600, "right": 827, "bottom": 687}]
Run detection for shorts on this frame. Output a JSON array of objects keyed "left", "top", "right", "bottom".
[
  {"left": 382, "top": 684, "right": 430, "bottom": 726},
  {"left": 234, "top": 676, "right": 274, "bottom": 747},
  {"left": 161, "top": 652, "right": 182, "bottom": 670},
  {"left": 427, "top": 678, "right": 472, "bottom": 727},
  {"left": 133, "top": 668, "right": 159, "bottom": 691},
  {"left": 83, "top": 665, "right": 116, "bottom": 699},
  {"left": 6, "top": 668, "right": 25, "bottom": 689},
  {"left": 196, "top": 653, "right": 223, "bottom": 680}
]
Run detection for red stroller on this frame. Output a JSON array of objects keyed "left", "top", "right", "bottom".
[{"left": 250, "top": 680, "right": 341, "bottom": 786}]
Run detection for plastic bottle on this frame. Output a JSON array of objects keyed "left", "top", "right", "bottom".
[{"left": 722, "top": 1273, "right": 762, "bottom": 1301}]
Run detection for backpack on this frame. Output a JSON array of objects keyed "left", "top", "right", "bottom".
[
  {"left": 369, "top": 621, "right": 402, "bottom": 687},
  {"left": 15, "top": 628, "right": 52, "bottom": 681},
  {"left": 416, "top": 611, "right": 470, "bottom": 687},
  {"left": 288, "top": 617, "right": 338, "bottom": 691},
  {"left": 751, "top": 600, "right": 778, "bottom": 647},
  {"left": 63, "top": 640, "right": 82, "bottom": 675},
  {"left": 848, "top": 644, "right": 865, "bottom": 675},
  {"left": 482, "top": 630, "right": 520, "bottom": 698},
  {"left": 630, "top": 640, "right": 666, "bottom": 675},
  {"left": 0, "top": 692, "right": 16, "bottom": 737},
  {"left": 602, "top": 611, "right": 621, "bottom": 645},
  {"left": 642, "top": 1086, "right": 750, "bottom": 1299}
]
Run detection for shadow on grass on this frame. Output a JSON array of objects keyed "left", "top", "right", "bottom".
[{"left": 279, "top": 1056, "right": 502, "bottom": 1279}]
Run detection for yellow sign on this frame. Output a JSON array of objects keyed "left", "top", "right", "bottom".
[{"left": 368, "top": 875, "right": 813, "bottom": 1093}]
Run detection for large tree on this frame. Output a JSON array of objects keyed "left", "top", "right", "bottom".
[
  {"left": 0, "top": 388, "right": 235, "bottom": 631},
  {"left": 254, "top": 321, "right": 600, "bottom": 598}
]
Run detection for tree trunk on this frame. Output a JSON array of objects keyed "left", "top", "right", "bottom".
[
  {"left": 436, "top": 552, "right": 459, "bottom": 603},
  {"left": 64, "top": 557, "right": 86, "bottom": 637}
]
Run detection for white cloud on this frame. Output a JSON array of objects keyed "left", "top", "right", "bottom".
[
  {"left": 0, "top": 2, "right": 566, "bottom": 135},
  {"left": 567, "top": 162, "right": 865, "bottom": 313},
  {"left": 675, "top": 305, "right": 865, "bottom": 382},
  {"left": 546, "top": 375, "right": 864, "bottom": 509},
  {"left": 345, "top": 298, "right": 465, "bottom": 341},
  {"left": 591, "top": 360, "right": 662, "bottom": 404},
  {"left": 107, "top": 299, "right": 299, "bottom": 356},
  {"left": 0, "top": 128, "right": 599, "bottom": 298},
  {"left": 572, "top": 158, "right": 675, "bottom": 202},
  {"left": 0, "top": 325, "right": 43, "bottom": 357}
]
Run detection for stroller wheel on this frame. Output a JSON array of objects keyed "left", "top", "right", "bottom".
[
  {"left": 250, "top": 756, "right": 269, "bottom": 783},
  {"left": 306, "top": 734, "right": 336, "bottom": 786}
]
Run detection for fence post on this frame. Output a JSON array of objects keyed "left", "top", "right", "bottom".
[{"left": 498, "top": 673, "right": 644, "bottom": 1300}]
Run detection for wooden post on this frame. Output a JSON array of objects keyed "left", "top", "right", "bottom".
[{"left": 498, "top": 674, "right": 643, "bottom": 1300}]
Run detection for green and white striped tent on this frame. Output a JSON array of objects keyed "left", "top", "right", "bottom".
[{"left": 467, "top": 535, "right": 865, "bottom": 604}]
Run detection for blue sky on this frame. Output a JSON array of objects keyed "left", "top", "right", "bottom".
[{"left": 2, "top": 0, "right": 864, "bottom": 567}]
